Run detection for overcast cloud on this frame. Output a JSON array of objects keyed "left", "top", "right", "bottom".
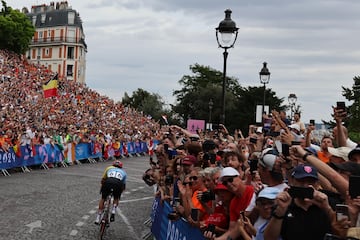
[{"left": 11, "top": 0, "right": 360, "bottom": 124}]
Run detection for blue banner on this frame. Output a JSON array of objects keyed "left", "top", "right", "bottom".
[{"left": 150, "top": 197, "right": 205, "bottom": 240}]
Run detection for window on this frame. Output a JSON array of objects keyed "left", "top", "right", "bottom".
[
  {"left": 32, "top": 16, "right": 36, "bottom": 25},
  {"left": 67, "top": 47, "right": 74, "bottom": 59},
  {"left": 41, "top": 14, "right": 46, "bottom": 24},
  {"left": 67, "top": 65, "right": 73, "bottom": 77},
  {"left": 68, "top": 12, "right": 75, "bottom": 25}
]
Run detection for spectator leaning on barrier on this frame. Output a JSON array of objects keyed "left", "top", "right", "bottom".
[
  {"left": 204, "top": 167, "right": 255, "bottom": 240},
  {"left": 253, "top": 187, "right": 281, "bottom": 240}
]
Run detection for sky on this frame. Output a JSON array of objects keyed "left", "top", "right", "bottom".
[{"left": 10, "top": 0, "right": 360, "bottom": 124}]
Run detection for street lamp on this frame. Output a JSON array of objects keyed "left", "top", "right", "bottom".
[
  {"left": 288, "top": 93, "right": 297, "bottom": 122},
  {"left": 208, "top": 98, "right": 213, "bottom": 123},
  {"left": 259, "top": 62, "right": 271, "bottom": 120},
  {"left": 216, "top": 9, "right": 239, "bottom": 124}
]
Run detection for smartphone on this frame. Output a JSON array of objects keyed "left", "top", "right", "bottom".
[
  {"left": 250, "top": 137, "right": 257, "bottom": 144},
  {"left": 309, "top": 119, "right": 315, "bottom": 125},
  {"left": 291, "top": 141, "right": 301, "bottom": 146},
  {"left": 288, "top": 186, "right": 314, "bottom": 199},
  {"left": 349, "top": 175, "right": 360, "bottom": 199},
  {"left": 249, "top": 159, "right": 258, "bottom": 173},
  {"left": 206, "top": 224, "right": 215, "bottom": 233},
  {"left": 282, "top": 143, "right": 290, "bottom": 156},
  {"left": 191, "top": 208, "right": 199, "bottom": 221},
  {"left": 336, "top": 101, "right": 346, "bottom": 111},
  {"left": 335, "top": 204, "right": 349, "bottom": 221},
  {"left": 240, "top": 211, "right": 246, "bottom": 220}
]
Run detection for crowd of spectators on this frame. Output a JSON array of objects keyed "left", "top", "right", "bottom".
[
  {"left": 3, "top": 49, "right": 360, "bottom": 239},
  {"left": 0, "top": 49, "right": 161, "bottom": 157},
  {"left": 143, "top": 108, "right": 360, "bottom": 240}
]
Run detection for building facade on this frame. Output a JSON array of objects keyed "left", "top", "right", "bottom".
[{"left": 22, "top": 1, "right": 87, "bottom": 83}]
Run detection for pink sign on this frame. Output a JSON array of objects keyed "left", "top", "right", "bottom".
[{"left": 187, "top": 119, "right": 205, "bottom": 134}]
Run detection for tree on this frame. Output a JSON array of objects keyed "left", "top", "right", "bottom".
[
  {"left": 172, "top": 64, "right": 286, "bottom": 133},
  {"left": 122, "top": 88, "right": 165, "bottom": 121},
  {"left": 0, "top": 1, "right": 35, "bottom": 54},
  {"left": 342, "top": 76, "right": 360, "bottom": 141}
]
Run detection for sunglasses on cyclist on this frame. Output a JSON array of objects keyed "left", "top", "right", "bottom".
[{"left": 222, "top": 176, "right": 236, "bottom": 185}]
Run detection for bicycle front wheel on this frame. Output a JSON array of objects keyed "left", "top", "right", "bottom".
[{"left": 98, "top": 220, "right": 106, "bottom": 240}]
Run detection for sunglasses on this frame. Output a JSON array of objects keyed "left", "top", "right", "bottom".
[
  {"left": 183, "top": 181, "right": 193, "bottom": 186},
  {"left": 222, "top": 176, "right": 235, "bottom": 185},
  {"left": 189, "top": 176, "right": 199, "bottom": 181}
]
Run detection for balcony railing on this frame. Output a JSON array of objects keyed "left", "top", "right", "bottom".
[{"left": 30, "top": 37, "right": 87, "bottom": 47}]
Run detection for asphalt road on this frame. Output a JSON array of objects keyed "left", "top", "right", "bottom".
[{"left": 0, "top": 156, "right": 155, "bottom": 240}]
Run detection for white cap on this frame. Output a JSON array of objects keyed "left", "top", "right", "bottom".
[
  {"left": 328, "top": 146, "right": 352, "bottom": 161},
  {"left": 220, "top": 167, "right": 239, "bottom": 180},
  {"left": 288, "top": 124, "right": 300, "bottom": 132}
]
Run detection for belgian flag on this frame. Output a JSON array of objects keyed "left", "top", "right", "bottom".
[{"left": 43, "top": 73, "right": 58, "bottom": 98}]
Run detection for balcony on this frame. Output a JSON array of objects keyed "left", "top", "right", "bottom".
[{"left": 29, "top": 37, "right": 87, "bottom": 47}]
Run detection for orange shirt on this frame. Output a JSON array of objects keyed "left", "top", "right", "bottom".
[{"left": 317, "top": 151, "right": 330, "bottom": 163}]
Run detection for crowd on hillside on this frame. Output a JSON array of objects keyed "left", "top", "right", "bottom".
[
  {"left": 0, "top": 49, "right": 162, "bottom": 155},
  {"left": 2, "top": 49, "right": 360, "bottom": 239},
  {"left": 143, "top": 109, "right": 360, "bottom": 239}
]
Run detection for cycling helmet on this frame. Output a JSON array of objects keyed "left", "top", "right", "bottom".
[{"left": 112, "top": 160, "right": 123, "bottom": 168}]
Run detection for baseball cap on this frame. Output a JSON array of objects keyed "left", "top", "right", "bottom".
[
  {"left": 289, "top": 124, "right": 300, "bottom": 132},
  {"left": 214, "top": 183, "right": 230, "bottom": 192},
  {"left": 259, "top": 148, "right": 279, "bottom": 171},
  {"left": 182, "top": 155, "right": 197, "bottom": 165},
  {"left": 348, "top": 146, "right": 360, "bottom": 161},
  {"left": 330, "top": 161, "right": 360, "bottom": 175},
  {"left": 291, "top": 164, "right": 318, "bottom": 180},
  {"left": 257, "top": 187, "right": 280, "bottom": 200},
  {"left": 328, "top": 146, "right": 352, "bottom": 161},
  {"left": 219, "top": 167, "right": 239, "bottom": 180}
]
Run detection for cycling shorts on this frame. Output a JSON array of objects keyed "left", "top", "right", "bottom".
[{"left": 101, "top": 177, "right": 125, "bottom": 200}]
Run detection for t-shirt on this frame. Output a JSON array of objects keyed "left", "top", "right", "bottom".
[
  {"left": 229, "top": 185, "right": 255, "bottom": 222},
  {"left": 280, "top": 201, "right": 332, "bottom": 240}
]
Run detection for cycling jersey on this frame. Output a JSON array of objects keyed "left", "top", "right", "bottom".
[{"left": 102, "top": 166, "right": 127, "bottom": 184}]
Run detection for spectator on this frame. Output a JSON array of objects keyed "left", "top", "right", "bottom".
[
  {"left": 264, "top": 164, "right": 335, "bottom": 240},
  {"left": 205, "top": 167, "right": 255, "bottom": 240}
]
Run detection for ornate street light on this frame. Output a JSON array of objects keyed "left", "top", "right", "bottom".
[
  {"left": 216, "top": 9, "right": 239, "bottom": 124},
  {"left": 259, "top": 62, "right": 271, "bottom": 120},
  {"left": 288, "top": 93, "right": 297, "bottom": 121}
]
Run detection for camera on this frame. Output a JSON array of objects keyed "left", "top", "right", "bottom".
[
  {"left": 167, "top": 211, "right": 180, "bottom": 221},
  {"left": 288, "top": 186, "right": 314, "bottom": 199},
  {"left": 201, "top": 190, "right": 215, "bottom": 202},
  {"left": 203, "top": 152, "right": 216, "bottom": 164},
  {"left": 165, "top": 175, "right": 174, "bottom": 185}
]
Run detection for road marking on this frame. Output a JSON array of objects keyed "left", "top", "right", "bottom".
[
  {"left": 117, "top": 208, "right": 140, "bottom": 240},
  {"left": 26, "top": 220, "right": 42, "bottom": 233},
  {"left": 76, "top": 221, "right": 84, "bottom": 226},
  {"left": 70, "top": 230, "right": 78, "bottom": 236},
  {"left": 89, "top": 210, "right": 96, "bottom": 214},
  {"left": 82, "top": 215, "right": 90, "bottom": 220}
]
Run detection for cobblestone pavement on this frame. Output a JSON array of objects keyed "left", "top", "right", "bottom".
[{"left": 0, "top": 156, "right": 154, "bottom": 240}]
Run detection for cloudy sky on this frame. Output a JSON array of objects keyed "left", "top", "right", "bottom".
[{"left": 11, "top": 0, "right": 360, "bottom": 124}]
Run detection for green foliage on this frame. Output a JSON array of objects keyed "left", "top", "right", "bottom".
[
  {"left": 0, "top": 1, "right": 35, "bottom": 54},
  {"left": 342, "top": 76, "right": 360, "bottom": 132},
  {"left": 121, "top": 88, "right": 165, "bottom": 121},
  {"left": 172, "top": 64, "right": 285, "bottom": 133}
]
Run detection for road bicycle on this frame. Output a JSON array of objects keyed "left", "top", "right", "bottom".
[{"left": 98, "top": 189, "right": 114, "bottom": 240}]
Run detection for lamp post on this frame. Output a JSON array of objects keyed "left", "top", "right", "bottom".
[
  {"left": 216, "top": 9, "right": 239, "bottom": 124},
  {"left": 288, "top": 93, "right": 297, "bottom": 122},
  {"left": 208, "top": 98, "right": 213, "bottom": 123},
  {"left": 259, "top": 62, "right": 271, "bottom": 121}
]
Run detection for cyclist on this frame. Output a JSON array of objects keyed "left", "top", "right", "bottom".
[{"left": 95, "top": 160, "right": 127, "bottom": 224}]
